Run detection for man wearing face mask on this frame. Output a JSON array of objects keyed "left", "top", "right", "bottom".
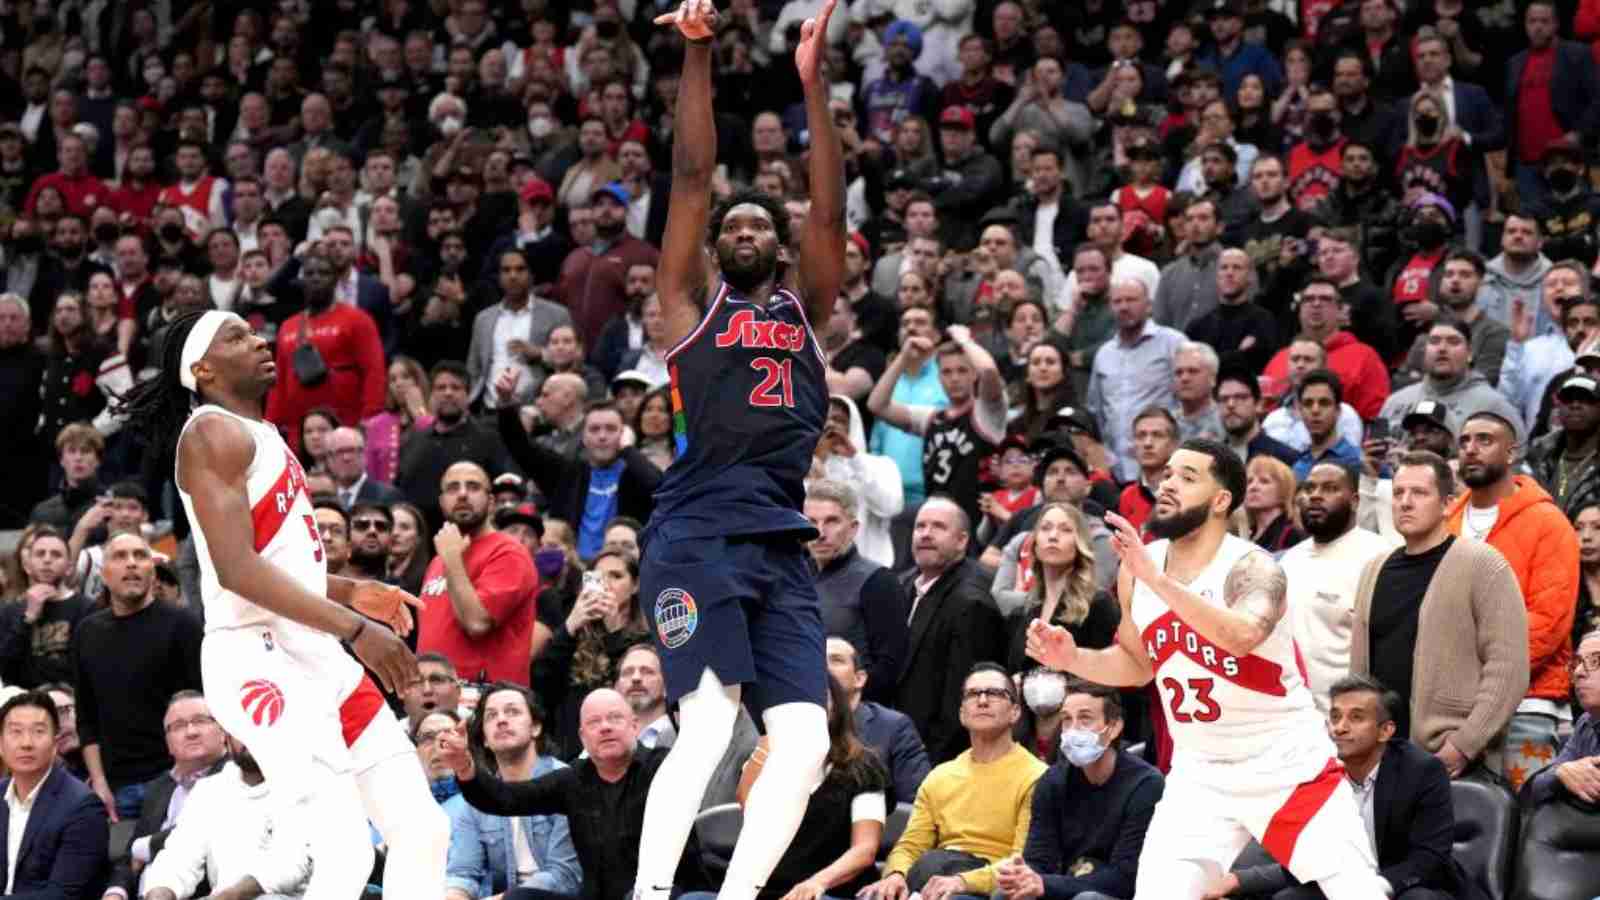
[
  {"left": 993, "top": 680, "right": 1162, "bottom": 900},
  {"left": 1285, "top": 87, "right": 1346, "bottom": 213},
  {"left": 1527, "top": 137, "right": 1600, "bottom": 268},
  {"left": 1386, "top": 193, "right": 1457, "bottom": 358}
]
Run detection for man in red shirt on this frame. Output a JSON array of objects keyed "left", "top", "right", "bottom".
[
  {"left": 417, "top": 461, "right": 538, "bottom": 685},
  {"left": 264, "top": 248, "right": 386, "bottom": 450},
  {"left": 1506, "top": 0, "right": 1600, "bottom": 207},
  {"left": 23, "top": 133, "right": 109, "bottom": 217},
  {"left": 1261, "top": 275, "right": 1392, "bottom": 419}
]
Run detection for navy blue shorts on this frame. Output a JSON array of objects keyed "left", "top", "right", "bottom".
[{"left": 638, "top": 521, "right": 825, "bottom": 715}]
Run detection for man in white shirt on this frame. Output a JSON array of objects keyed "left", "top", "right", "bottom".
[
  {"left": 141, "top": 737, "right": 313, "bottom": 900},
  {"left": 1282, "top": 461, "right": 1399, "bottom": 714},
  {"left": 1060, "top": 201, "right": 1161, "bottom": 318}
]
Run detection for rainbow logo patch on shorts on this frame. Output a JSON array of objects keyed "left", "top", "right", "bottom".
[{"left": 654, "top": 588, "right": 698, "bottom": 649}]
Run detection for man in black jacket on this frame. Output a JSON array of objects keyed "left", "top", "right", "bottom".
[
  {"left": 807, "top": 481, "right": 909, "bottom": 706},
  {"left": 436, "top": 687, "right": 705, "bottom": 900},
  {"left": 896, "top": 497, "right": 1004, "bottom": 764},
  {"left": 1216, "top": 674, "right": 1467, "bottom": 900},
  {"left": 395, "top": 361, "right": 509, "bottom": 530},
  {"left": 498, "top": 382, "right": 661, "bottom": 562}
]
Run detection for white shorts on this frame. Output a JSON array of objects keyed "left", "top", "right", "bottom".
[
  {"left": 1134, "top": 729, "right": 1377, "bottom": 896},
  {"left": 201, "top": 623, "right": 364, "bottom": 800}
]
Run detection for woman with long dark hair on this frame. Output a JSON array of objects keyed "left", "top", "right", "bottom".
[
  {"left": 1010, "top": 339, "right": 1073, "bottom": 444},
  {"left": 38, "top": 291, "right": 133, "bottom": 452},
  {"left": 532, "top": 549, "right": 651, "bottom": 757},
  {"left": 633, "top": 386, "right": 676, "bottom": 473},
  {"left": 297, "top": 407, "right": 341, "bottom": 472},
  {"left": 387, "top": 502, "right": 435, "bottom": 598},
  {"left": 724, "top": 673, "right": 888, "bottom": 900},
  {"left": 1001, "top": 503, "right": 1120, "bottom": 760}
]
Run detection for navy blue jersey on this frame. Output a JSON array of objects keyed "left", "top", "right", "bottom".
[{"left": 649, "top": 280, "right": 828, "bottom": 539}]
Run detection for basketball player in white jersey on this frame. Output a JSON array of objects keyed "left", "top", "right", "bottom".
[
  {"left": 1027, "top": 438, "right": 1386, "bottom": 899},
  {"left": 114, "top": 255, "right": 449, "bottom": 900}
]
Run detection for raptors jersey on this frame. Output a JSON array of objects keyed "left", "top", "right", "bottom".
[
  {"left": 177, "top": 406, "right": 347, "bottom": 645},
  {"left": 1131, "top": 534, "right": 1324, "bottom": 763},
  {"left": 158, "top": 175, "right": 221, "bottom": 238}
]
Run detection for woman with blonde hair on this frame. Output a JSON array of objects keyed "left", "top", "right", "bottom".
[
  {"left": 1394, "top": 86, "right": 1472, "bottom": 216},
  {"left": 1243, "top": 456, "right": 1304, "bottom": 552},
  {"left": 1002, "top": 502, "right": 1120, "bottom": 759}
]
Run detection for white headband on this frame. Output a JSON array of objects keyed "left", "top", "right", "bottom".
[{"left": 178, "top": 311, "right": 245, "bottom": 392}]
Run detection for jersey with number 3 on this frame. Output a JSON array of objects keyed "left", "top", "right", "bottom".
[
  {"left": 1131, "top": 533, "right": 1324, "bottom": 762},
  {"left": 177, "top": 404, "right": 328, "bottom": 632},
  {"left": 651, "top": 280, "right": 827, "bottom": 539}
]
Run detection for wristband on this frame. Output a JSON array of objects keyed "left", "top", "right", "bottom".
[
  {"left": 688, "top": 35, "right": 713, "bottom": 46},
  {"left": 343, "top": 617, "right": 367, "bottom": 647}
]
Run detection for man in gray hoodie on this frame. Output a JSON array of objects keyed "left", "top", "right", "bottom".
[
  {"left": 1486, "top": 211, "right": 1554, "bottom": 335},
  {"left": 1380, "top": 320, "right": 1527, "bottom": 438}
]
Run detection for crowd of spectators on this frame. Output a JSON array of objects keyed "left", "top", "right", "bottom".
[{"left": 5, "top": 0, "right": 1600, "bottom": 898}]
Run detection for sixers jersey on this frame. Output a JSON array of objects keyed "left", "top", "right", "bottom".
[
  {"left": 177, "top": 405, "right": 334, "bottom": 633},
  {"left": 651, "top": 281, "right": 828, "bottom": 539},
  {"left": 1130, "top": 534, "right": 1324, "bottom": 762}
]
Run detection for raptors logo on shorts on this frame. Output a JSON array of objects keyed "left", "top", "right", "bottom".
[
  {"left": 654, "top": 588, "right": 699, "bottom": 649},
  {"left": 240, "top": 678, "right": 287, "bottom": 727}
]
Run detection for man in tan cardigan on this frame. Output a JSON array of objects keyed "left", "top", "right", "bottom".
[{"left": 1352, "top": 451, "right": 1530, "bottom": 778}]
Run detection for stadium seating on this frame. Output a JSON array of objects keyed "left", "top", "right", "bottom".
[
  {"left": 694, "top": 802, "right": 743, "bottom": 880},
  {"left": 1510, "top": 794, "right": 1600, "bottom": 900},
  {"left": 1449, "top": 777, "right": 1518, "bottom": 900}
]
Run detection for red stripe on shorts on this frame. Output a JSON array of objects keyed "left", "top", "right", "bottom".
[
  {"left": 1261, "top": 757, "right": 1345, "bottom": 866},
  {"left": 340, "top": 675, "right": 384, "bottom": 747}
]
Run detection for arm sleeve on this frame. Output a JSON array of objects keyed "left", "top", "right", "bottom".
[
  {"left": 1452, "top": 555, "right": 1532, "bottom": 759},
  {"left": 1377, "top": 757, "right": 1458, "bottom": 891},
  {"left": 991, "top": 534, "right": 1027, "bottom": 616},
  {"left": 1020, "top": 773, "right": 1064, "bottom": 877},
  {"left": 71, "top": 628, "right": 100, "bottom": 747},
  {"left": 472, "top": 544, "right": 539, "bottom": 627},
  {"left": 1522, "top": 518, "right": 1580, "bottom": 671},
  {"left": 1231, "top": 864, "right": 1297, "bottom": 896},
  {"left": 444, "top": 799, "right": 487, "bottom": 897},
  {"left": 883, "top": 781, "right": 939, "bottom": 876},
  {"left": 1087, "top": 774, "right": 1162, "bottom": 898},
  {"left": 859, "top": 569, "right": 910, "bottom": 707},
  {"left": 498, "top": 406, "right": 573, "bottom": 497},
  {"left": 888, "top": 719, "right": 933, "bottom": 809},
  {"left": 355, "top": 314, "right": 389, "bottom": 419},
  {"left": 458, "top": 764, "right": 578, "bottom": 818},
  {"left": 529, "top": 813, "right": 584, "bottom": 896}
]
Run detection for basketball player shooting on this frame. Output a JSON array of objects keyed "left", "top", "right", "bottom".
[
  {"left": 1027, "top": 439, "right": 1387, "bottom": 899},
  {"left": 114, "top": 289, "right": 449, "bottom": 900},
  {"left": 632, "top": 2, "right": 846, "bottom": 899}
]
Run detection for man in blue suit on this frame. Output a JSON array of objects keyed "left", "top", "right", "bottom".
[
  {"left": 0, "top": 689, "right": 108, "bottom": 900},
  {"left": 827, "top": 637, "right": 931, "bottom": 808}
]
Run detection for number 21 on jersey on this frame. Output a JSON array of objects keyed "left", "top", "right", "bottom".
[{"left": 749, "top": 357, "right": 795, "bottom": 408}]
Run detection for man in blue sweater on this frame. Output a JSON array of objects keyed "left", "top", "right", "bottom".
[{"left": 994, "top": 680, "right": 1163, "bottom": 900}]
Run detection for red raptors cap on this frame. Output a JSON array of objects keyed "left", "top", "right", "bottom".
[{"left": 939, "top": 106, "right": 976, "bottom": 130}]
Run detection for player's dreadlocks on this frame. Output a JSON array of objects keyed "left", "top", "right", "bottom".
[{"left": 111, "top": 308, "right": 211, "bottom": 457}]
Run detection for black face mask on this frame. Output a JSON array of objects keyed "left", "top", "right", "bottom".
[
  {"left": 57, "top": 241, "right": 84, "bottom": 259},
  {"left": 1548, "top": 167, "right": 1582, "bottom": 194},
  {"left": 93, "top": 223, "right": 119, "bottom": 245},
  {"left": 11, "top": 234, "right": 42, "bottom": 255},
  {"left": 1408, "top": 221, "right": 1450, "bottom": 249},
  {"left": 596, "top": 20, "right": 620, "bottom": 39},
  {"left": 160, "top": 223, "right": 186, "bottom": 244},
  {"left": 1309, "top": 112, "right": 1338, "bottom": 141},
  {"left": 1416, "top": 114, "right": 1441, "bottom": 139}
]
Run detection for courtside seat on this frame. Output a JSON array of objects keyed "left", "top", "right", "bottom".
[
  {"left": 1511, "top": 794, "right": 1600, "bottom": 900},
  {"left": 879, "top": 802, "right": 912, "bottom": 865},
  {"left": 1450, "top": 777, "right": 1517, "bottom": 900},
  {"left": 695, "top": 802, "right": 743, "bottom": 881}
]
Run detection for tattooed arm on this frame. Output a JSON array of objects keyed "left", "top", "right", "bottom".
[{"left": 1104, "top": 511, "right": 1289, "bottom": 659}]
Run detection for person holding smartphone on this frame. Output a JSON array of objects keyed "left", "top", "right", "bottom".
[{"left": 1359, "top": 400, "right": 1458, "bottom": 540}]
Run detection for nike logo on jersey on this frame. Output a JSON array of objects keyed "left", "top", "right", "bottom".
[{"left": 714, "top": 308, "right": 806, "bottom": 352}]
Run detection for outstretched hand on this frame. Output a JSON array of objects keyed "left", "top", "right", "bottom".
[
  {"left": 349, "top": 581, "right": 424, "bottom": 638},
  {"left": 655, "top": 0, "right": 718, "bottom": 41},
  {"left": 794, "top": 0, "right": 837, "bottom": 84},
  {"left": 1104, "top": 510, "right": 1157, "bottom": 585}
]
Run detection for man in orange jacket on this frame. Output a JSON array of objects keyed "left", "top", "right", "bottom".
[{"left": 1447, "top": 410, "right": 1579, "bottom": 790}]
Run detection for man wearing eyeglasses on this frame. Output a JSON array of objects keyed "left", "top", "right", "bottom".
[
  {"left": 1259, "top": 275, "right": 1390, "bottom": 422},
  {"left": 1525, "top": 630, "right": 1600, "bottom": 805},
  {"left": 326, "top": 427, "right": 404, "bottom": 511},
  {"left": 103, "top": 691, "right": 227, "bottom": 900},
  {"left": 404, "top": 653, "right": 465, "bottom": 731},
  {"left": 859, "top": 663, "right": 1045, "bottom": 900}
]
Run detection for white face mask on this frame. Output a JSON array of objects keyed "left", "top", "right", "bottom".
[
  {"left": 528, "top": 117, "right": 553, "bottom": 139},
  {"left": 1021, "top": 670, "right": 1067, "bottom": 715},
  {"left": 437, "top": 116, "right": 463, "bottom": 138}
]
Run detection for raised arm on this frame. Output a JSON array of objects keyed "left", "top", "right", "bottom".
[
  {"left": 1105, "top": 511, "right": 1287, "bottom": 658},
  {"left": 653, "top": 0, "right": 721, "bottom": 349},
  {"left": 865, "top": 338, "right": 932, "bottom": 432},
  {"left": 176, "top": 414, "right": 417, "bottom": 693},
  {"left": 795, "top": 0, "right": 847, "bottom": 326}
]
